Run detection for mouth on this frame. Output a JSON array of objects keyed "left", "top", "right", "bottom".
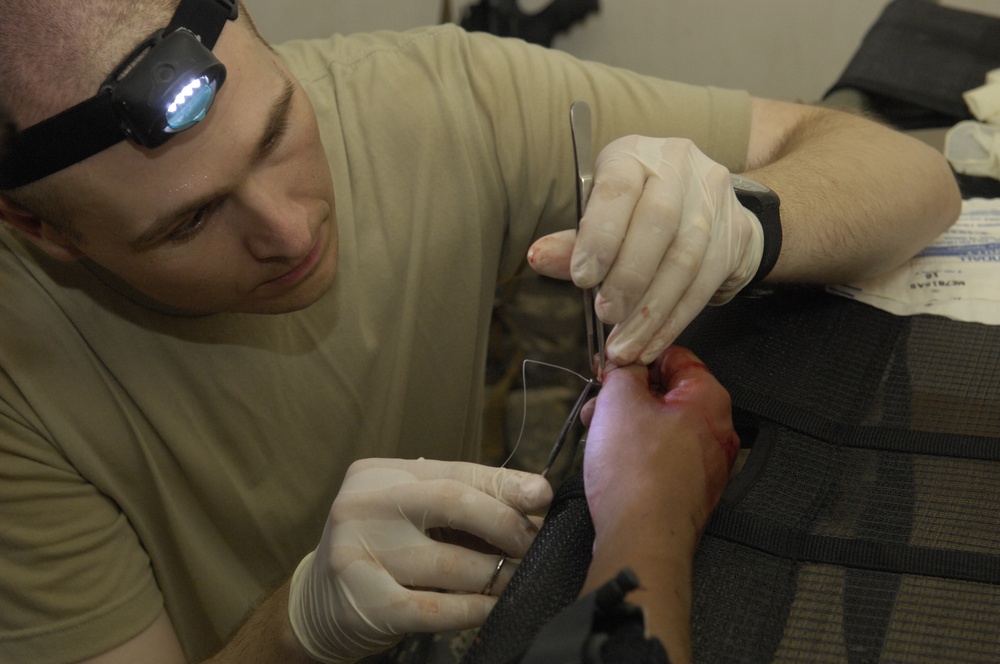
[{"left": 263, "top": 231, "right": 325, "bottom": 288}]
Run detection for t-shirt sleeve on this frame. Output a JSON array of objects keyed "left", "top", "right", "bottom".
[
  {"left": 460, "top": 32, "right": 750, "bottom": 276},
  {"left": 275, "top": 25, "right": 751, "bottom": 284},
  {"left": 456, "top": 28, "right": 753, "bottom": 278},
  {"left": 0, "top": 406, "right": 163, "bottom": 663}
]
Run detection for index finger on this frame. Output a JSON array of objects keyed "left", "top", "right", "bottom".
[
  {"left": 404, "top": 459, "right": 553, "bottom": 514},
  {"left": 392, "top": 587, "right": 499, "bottom": 634},
  {"left": 571, "top": 145, "right": 646, "bottom": 289}
]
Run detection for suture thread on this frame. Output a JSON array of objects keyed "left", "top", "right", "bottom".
[{"left": 499, "top": 359, "right": 590, "bottom": 470}]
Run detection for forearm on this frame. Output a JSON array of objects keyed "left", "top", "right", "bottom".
[
  {"left": 745, "top": 100, "right": 962, "bottom": 284},
  {"left": 581, "top": 508, "right": 700, "bottom": 664},
  {"left": 204, "top": 579, "right": 314, "bottom": 664},
  {"left": 580, "top": 354, "right": 739, "bottom": 663}
]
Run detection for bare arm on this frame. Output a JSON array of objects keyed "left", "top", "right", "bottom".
[
  {"left": 80, "top": 460, "right": 552, "bottom": 664},
  {"left": 202, "top": 580, "right": 314, "bottom": 664},
  {"left": 745, "top": 98, "right": 962, "bottom": 283},
  {"left": 583, "top": 500, "right": 698, "bottom": 663},
  {"left": 580, "top": 348, "right": 740, "bottom": 664},
  {"left": 82, "top": 580, "right": 314, "bottom": 664},
  {"left": 530, "top": 97, "right": 961, "bottom": 365}
]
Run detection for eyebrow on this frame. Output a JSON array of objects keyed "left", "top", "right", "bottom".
[{"left": 131, "top": 75, "right": 298, "bottom": 249}]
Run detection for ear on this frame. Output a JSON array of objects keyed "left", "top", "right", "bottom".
[{"left": 0, "top": 196, "right": 85, "bottom": 261}]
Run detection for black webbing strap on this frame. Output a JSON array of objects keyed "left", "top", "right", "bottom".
[
  {"left": 0, "top": 95, "right": 122, "bottom": 190},
  {"left": 724, "top": 388, "right": 1000, "bottom": 461},
  {"left": 167, "top": 0, "right": 237, "bottom": 49},
  {"left": 677, "top": 286, "right": 1000, "bottom": 662},
  {"left": 707, "top": 507, "right": 1000, "bottom": 586}
]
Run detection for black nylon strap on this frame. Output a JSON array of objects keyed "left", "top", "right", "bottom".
[
  {"left": 168, "top": 0, "right": 238, "bottom": 49},
  {"left": 724, "top": 384, "right": 1000, "bottom": 462},
  {"left": 735, "top": 189, "right": 782, "bottom": 285},
  {"left": 0, "top": 93, "right": 122, "bottom": 189},
  {"left": 706, "top": 506, "right": 1000, "bottom": 586},
  {"left": 750, "top": 208, "right": 782, "bottom": 284}
]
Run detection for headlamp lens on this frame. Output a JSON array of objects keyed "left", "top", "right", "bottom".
[
  {"left": 165, "top": 75, "right": 218, "bottom": 132},
  {"left": 107, "top": 29, "right": 228, "bottom": 148}
]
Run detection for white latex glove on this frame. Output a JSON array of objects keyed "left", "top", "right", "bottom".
[
  {"left": 288, "top": 458, "right": 552, "bottom": 663},
  {"left": 528, "top": 135, "right": 764, "bottom": 366}
]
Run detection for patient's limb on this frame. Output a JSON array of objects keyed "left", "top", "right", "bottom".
[{"left": 581, "top": 347, "right": 739, "bottom": 664}]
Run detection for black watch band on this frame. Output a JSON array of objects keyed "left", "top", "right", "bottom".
[{"left": 731, "top": 174, "right": 782, "bottom": 284}]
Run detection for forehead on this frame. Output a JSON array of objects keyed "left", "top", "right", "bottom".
[{"left": 48, "top": 19, "right": 288, "bottom": 232}]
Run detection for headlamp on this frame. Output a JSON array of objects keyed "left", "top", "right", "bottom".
[
  {"left": 104, "top": 27, "right": 228, "bottom": 148},
  {"left": 0, "top": 0, "right": 238, "bottom": 190}
]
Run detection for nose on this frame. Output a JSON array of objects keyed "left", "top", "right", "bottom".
[{"left": 236, "top": 174, "right": 314, "bottom": 262}]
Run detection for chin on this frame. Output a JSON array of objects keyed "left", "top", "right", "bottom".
[
  {"left": 236, "top": 242, "right": 339, "bottom": 314},
  {"left": 245, "top": 291, "right": 329, "bottom": 314},
  {"left": 242, "top": 273, "right": 337, "bottom": 314}
]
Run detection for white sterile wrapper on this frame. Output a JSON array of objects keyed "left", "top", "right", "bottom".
[
  {"left": 963, "top": 81, "right": 1000, "bottom": 125},
  {"left": 945, "top": 121, "right": 1000, "bottom": 179},
  {"left": 828, "top": 198, "right": 1000, "bottom": 325}
]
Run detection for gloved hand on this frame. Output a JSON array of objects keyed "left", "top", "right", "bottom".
[
  {"left": 528, "top": 136, "right": 765, "bottom": 366},
  {"left": 288, "top": 458, "right": 553, "bottom": 663}
]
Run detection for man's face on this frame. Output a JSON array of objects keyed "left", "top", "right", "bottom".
[{"left": 43, "top": 17, "right": 338, "bottom": 315}]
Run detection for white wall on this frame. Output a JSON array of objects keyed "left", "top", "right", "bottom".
[{"left": 243, "top": 0, "right": 1000, "bottom": 102}]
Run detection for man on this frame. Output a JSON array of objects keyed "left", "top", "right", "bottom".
[{"left": 0, "top": 0, "right": 959, "bottom": 662}]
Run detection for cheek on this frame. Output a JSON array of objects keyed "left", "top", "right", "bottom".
[{"left": 113, "top": 238, "right": 249, "bottom": 298}]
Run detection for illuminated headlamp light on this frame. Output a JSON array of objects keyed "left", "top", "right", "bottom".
[
  {"left": 168, "top": 77, "right": 216, "bottom": 130},
  {"left": 107, "top": 28, "right": 228, "bottom": 148},
  {"left": 0, "top": 0, "right": 237, "bottom": 190}
]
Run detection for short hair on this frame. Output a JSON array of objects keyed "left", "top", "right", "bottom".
[
  {"left": 0, "top": 0, "right": 262, "bottom": 235},
  {"left": 0, "top": 1, "right": 182, "bottom": 131}
]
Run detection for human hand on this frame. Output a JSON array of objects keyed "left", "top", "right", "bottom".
[
  {"left": 579, "top": 350, "right": 738, "bottom": 664},
  {"left": 582, "top": 346, "right": 739, "bottom": 539},
  {"left": 288, "top": 458, "right": 552, "bottom": 663},
  {"left": 528, "top": 136, "right": 764, "bottom": 365}
]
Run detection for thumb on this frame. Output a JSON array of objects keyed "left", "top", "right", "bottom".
[
  {"left": 527, "top": 229, "right": 576, "bottom": 280},
  {"left": 655, "top": 346, "right": 712, "bottom": 393},
  {"left": 492, "top": 470, "right": 553, "bottom": 514}
]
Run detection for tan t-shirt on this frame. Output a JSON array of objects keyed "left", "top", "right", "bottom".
[{"left": 0, "top": 25, "right": 750, "bottom": 663}]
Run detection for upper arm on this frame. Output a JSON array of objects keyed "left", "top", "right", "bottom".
[
  {"left": 745, "top": 96, "right": 825, "bottom": 171},
  {"left": 80, "top": 611, "right": 187, "bottom": 664},
  {"left": 0, "top": 408, "right": 165, "bottom": 663}
]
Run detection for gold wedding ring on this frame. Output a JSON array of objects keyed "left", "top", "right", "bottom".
[{"left": 481, "top": 555, "right": 508, "bottom": 595}]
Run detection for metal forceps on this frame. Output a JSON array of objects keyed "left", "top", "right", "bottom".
[{"left": 540, "top": 101, "right": 606, "bottom": 478}]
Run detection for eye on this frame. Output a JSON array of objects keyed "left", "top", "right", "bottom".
[
  {"left": 261, "top": 116, "right": 290, "bottom": 158},
  {"left": 167, "top": 201, "right": 216, "bottom": 243}
]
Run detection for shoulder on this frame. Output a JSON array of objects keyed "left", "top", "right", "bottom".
[{"left": 272, "top": 25, "right": 479, "bottom": 80}]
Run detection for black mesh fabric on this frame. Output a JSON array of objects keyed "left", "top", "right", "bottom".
[
  {"left": 461, "top": 473, "right": 595, "bottom": 664},
  {"left": 677, "top": 286, "right": 1000, "bottom": 663}
]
